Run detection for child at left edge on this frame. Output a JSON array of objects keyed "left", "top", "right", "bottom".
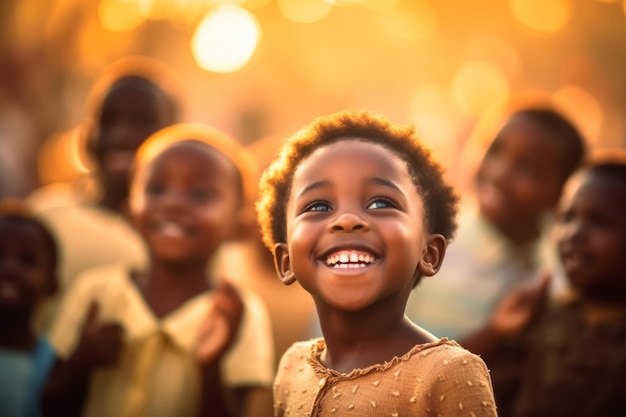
[
  {"left": 256, "top": 110, "right": 498, "bottom": 416},
  {"left": 0, "top": 199, "right": 59, "bottom": 417},
  {"left": 41, "top": 123, "right": 275, "bottom": 417}
]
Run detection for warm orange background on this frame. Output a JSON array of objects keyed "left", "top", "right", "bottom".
[{"left": 1, "top": 0, "right": 625, "bottom": 195}]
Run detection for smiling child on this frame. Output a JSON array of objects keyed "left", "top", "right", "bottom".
[
  {"left": 42, "top": 124, "right": 274, "bottom": 417},
  {"left": 256, "top": 110, "right": 497, "bottom": 417}
]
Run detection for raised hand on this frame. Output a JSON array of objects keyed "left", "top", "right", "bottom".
[
  {"left": 489, "top": 270, "right": 552, "bottom": 336},
  {"left": 196, "top": 280, "right": 244, "bottom": 365},
  {"left": 70, "top": 301, "right": 124, "bottom": 368}
]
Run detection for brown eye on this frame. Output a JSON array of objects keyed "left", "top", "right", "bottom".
[{"left": 189, "top": 188, "right": 211, "bottom": 203}]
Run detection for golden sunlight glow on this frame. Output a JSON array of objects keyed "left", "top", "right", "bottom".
[
  {"left": 276, "top": 0, "right": 333, "bottom": 24},
  {"left": 38, "top": 126, "right": 90, "bottom": 185},
  {"left": 138, "top": 0, "right": 182, "bottom": 20},
  {"left": 452, "top": 60, "right": 509, "bottom": 116},
  {"left": 329, "top": 0, "right": 363, "bottom": 5},
  {"left": 98, "top": 0, "right": 145, "bottom": 31},
  {"left": 191, "top": 5, "right": 260, "bottom": 73},
  {"left": 553, "top": 85, "right": 603, "bottom": 146},
  {"left": 409, "top": 84, "right": 458, "bottom": 168},
  {"left": 380, "top": 0, "right": 437, "bottom": 40},
  {"left": 244, "top": 0, "right": 273, "bottom": 9},
  {"left": 511, "top": 0, "right": 571, "bottom": 32},
  {"left": 362, "top": 0, "right": 400, "bottom": 10},
  {"left": 466, "top": 33, "right": 521, "bottom": 81}
]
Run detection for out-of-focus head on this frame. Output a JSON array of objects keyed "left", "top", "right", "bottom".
[
  {"left": 128, "top": 123, "right": 257, "bottom": 263},
  {"left": 85, "top": 56, "right": 182, "bottom": 210},
  {"left": 555, "top": 150, "right": 626, "bottom": 303},
  {"left": 0, "top": 198, "right": 58, "bottom": 314},
  {"left": 475, "top": 107, "right": 586, "bottom": 231}
]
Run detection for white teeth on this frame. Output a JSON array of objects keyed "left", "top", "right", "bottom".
[
  {"left": 325, "top": 250, "right": 376, "bottom": 268},
  {"left": 159, "top": 222, "right": 184, "bottom": 237}
]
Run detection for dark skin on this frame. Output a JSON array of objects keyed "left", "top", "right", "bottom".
[
  {"left": 274, "top": 140, "right": 446, "bottom": 373},
  {"left": 87, "top": 76, "right": 175, "bottom": 213},
  {"left": 475, "top": 115, "right": 568, "bottom": 247},
  {"left": 464, "top": 168, "right": 626, "bottom": 355},
  {"left": 42, "top": 143, "right": 249, "bottom": 417},
  {"left": 0, "top": 221, "right": 56, "bottom": 352}
]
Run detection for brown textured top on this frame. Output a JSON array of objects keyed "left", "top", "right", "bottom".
[{"left": 274, "top": 338, "right": 498, "bottom": 417}]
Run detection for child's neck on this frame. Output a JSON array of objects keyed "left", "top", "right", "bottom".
[
  {"left": 317, "top": 305, "right": 435, "bottom": 373},
  {"left": 0, "top": 311, "right": 37, "bottom": 351},
  {"left": 135, "top": 257, "right": 212, "bottom": 319}
]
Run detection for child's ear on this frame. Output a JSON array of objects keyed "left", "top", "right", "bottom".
[
  {"left": 273, "top": 243, "right": 296, "bottom": 285},
  {"left": 418, "top": 234, "right": 447, "bottom": 277}
]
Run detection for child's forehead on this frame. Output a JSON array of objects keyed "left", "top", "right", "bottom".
[
  {"left": 0, "top": 218, "right": 48, "bottom": 244},
  {"left": 301, "top": 137, "right": 402, "bottom": 165},
  {"left": 293, "top": 139, "right": 412, "bottom": 185},
  {"left": 142, "top": 141, "right": 236, "bottom": 175}
]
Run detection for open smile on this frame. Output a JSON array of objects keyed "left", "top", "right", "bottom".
[{"left": 324, "top": 249, "right": 378, "bottom": 269}]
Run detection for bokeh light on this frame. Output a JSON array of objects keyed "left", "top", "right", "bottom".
[
  {"left": 465, "top": 33, "right": 521, "bottom": 82},
  {"left": 511, "top": 0, "right": 571, "bottom": 32},
  {"left": 409, "top": 83, "right": 459, "bottom": 168},
  {"left": 98, "top": 0, "right": 145, "bottom": 32},
  {"left": 361, "top": 0, "right": 400, "bottom": 10},
  {"left": 452, "top": 60, "right": 510, "bottom": 116},
  {"left": 379, "top": 0, "right": 437, "bottom": 40},
  {"left": 553, "top": 85, "right": 604, "bottom": 146},
  {"left": 276, "top": 0, "right": 333, "bottom": 23},
  {"left": 191, "top": 5, "right": 260, "bottom": 73}
]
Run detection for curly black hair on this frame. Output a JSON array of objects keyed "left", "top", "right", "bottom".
[{"left": 256, "top": 110, "right": 459, "bottom": 252}]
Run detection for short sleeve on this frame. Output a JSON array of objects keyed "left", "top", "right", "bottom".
[{"left": 427, "top": 349, "right": 498, "bottom": 417}]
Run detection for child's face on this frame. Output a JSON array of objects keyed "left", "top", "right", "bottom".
[
  {"left": 274, "top": 139, "right": 444, "bottom": 312},
  {"left": 129, "top": 142, "right": 242, "bottom": 264},
  {"left": 476, "top": 115, "right": 566, "bottom": 227},
  {"left": 555, "top": 171, "right": 626, "bottom": 299},
  {"left": 94, "top": 79, "right": 172, "bottom": 200},
  {"left": 0, "top": 221, "right": 54, "bottom": 314}
]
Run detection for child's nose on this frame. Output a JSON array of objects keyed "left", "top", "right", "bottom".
[
  {"left": 328, "top": 211, "right": 369, "bottom": 233},
  {"left": 561, "top": 218, "right": 585, "bottom": 242},
  {"left": 159, "top": 190, "right": 188, "bottom": 211}
]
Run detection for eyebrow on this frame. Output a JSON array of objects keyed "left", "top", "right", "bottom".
[
  {"left": 369, "top": 177, "right": 403, "bottom": 193},
  {"left": 296, "top": 177, "right": 403, "bottom": 199},
  {"left": 296, "top": 180, "right": 331, "bottom": 200}
]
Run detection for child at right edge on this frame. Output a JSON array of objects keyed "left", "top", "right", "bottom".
[
  {"left": 256, "top": 110, "right": 497, "bottom": 417},
  {"left": 477, "top": 154, "right": 626, "bottom": 417}
]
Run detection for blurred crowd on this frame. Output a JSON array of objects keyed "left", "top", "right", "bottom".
[{"left": 1, "top": 3, "right": 626, "bottom": 415}]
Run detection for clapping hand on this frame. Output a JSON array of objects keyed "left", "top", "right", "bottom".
[
  {"left": 196, "top": 280, "right": 244, "bottom": 365},
  {"left": 489, "top": 271, "right": 551, "bottom": 337}
]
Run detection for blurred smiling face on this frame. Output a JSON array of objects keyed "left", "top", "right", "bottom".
[
  {"left": 555, "top": 170, "right": 626, "bottom": 301},
  {"left": 476, "top": 115, "right": 566, "bottom": 228},
  {"left": 0, "top": 220, "right": 54, "bottom": 313},
  {"left": 129, "top": 141, "right": 242, "bottom": 264}
]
